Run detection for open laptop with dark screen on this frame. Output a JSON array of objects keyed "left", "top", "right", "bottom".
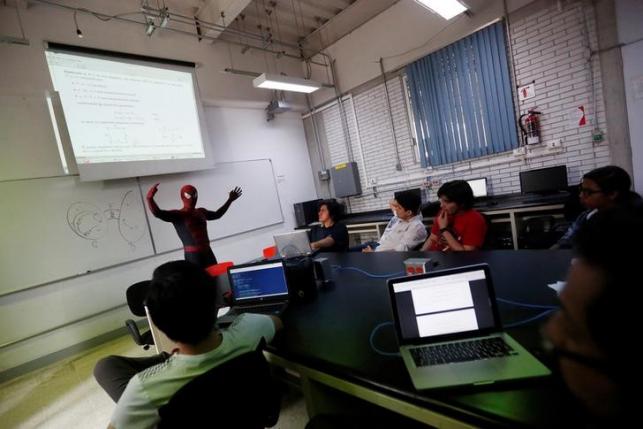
[{"left": 388, "top": 264, "right": 550, "bottom": 390}]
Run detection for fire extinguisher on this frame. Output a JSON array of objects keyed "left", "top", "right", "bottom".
[{"left": 519, "top": 110, "right": 542, "bottom": 145}]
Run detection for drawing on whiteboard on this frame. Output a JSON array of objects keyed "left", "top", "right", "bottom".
[
  {"left": 67, "top": 191, "right": 145, "bottom": 249},
  {"left": 67, "top": 202, "right": 108, "bottom": 247}
]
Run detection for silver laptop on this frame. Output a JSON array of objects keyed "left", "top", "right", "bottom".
[
  {"left": 274, "top": 230, "right": 313, "bottom": 258},
  {"left": 388, "top": 264, "right": 550, "bottom": 390}
]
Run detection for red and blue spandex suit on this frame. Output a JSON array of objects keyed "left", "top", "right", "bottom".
[{"left": 146, "top": 184, "right": 242, "bottom": 268}]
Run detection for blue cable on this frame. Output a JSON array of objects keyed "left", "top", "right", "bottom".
[
  {"left": 332, "top": 265, "right": 405, "bottom": 279},
  {"left": 369, "top": 322, "right": 400, "bottom": 357},
  {"left": 504, "top": 309, "right": 556, "bottom": 328},
  {"left": 496, "top": 298, "right": 558, "bottom": 310},
  {"left": 334, "top": 266, "right": 558, "bottom": 310}
]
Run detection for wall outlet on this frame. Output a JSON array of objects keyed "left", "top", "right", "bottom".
[
  {"left": 513, "top": 146, "right": 526, "bottom": 156},
  {"left": 547, "top": 139, "right": 564, "bottom": 151},
  {"left": 592, "top": 128, "right": 604, "bottom": 143}
]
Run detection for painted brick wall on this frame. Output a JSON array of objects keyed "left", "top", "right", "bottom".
[{"left": 308, "top": 1, "right": 611, "bottom": 213}]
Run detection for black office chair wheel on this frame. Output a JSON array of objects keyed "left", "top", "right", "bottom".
[{"left": 125, "top": 319, "right": 154, "bottom": 349}]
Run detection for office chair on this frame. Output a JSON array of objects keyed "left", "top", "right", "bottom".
[
  {"left": 206, "top": 261, "right": 234, "bottom": 308},
  {"left": 420, "top": 201, "right": 441, "bottom": 218},
  {"left": 124, "top": 280, "right": 154, "bottom": 350},
  {"left": 157, "top": 341, "right": 281, "bottom": 429},
  {"left": 518, "top": 215, "right": 566, "bottom": 249},
  {"left": 479, "top": 212, "right": 498, "bottom": 250},
  {"left": 263, "top": 245, "right": 278, "bottom": 259},
  {"left": 206, "top": 261, "right": 234, "bottom": 277}
]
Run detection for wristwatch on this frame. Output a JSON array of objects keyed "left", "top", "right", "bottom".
[{"left": 439, "top": 227, "right": 449, "bottom": 234}]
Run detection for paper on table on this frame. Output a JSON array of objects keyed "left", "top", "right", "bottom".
[{"left": 548, "top": 281, "right": 566, "bottom": 295}]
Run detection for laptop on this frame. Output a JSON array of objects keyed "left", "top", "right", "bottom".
[
  {"left": 218, "top": 260, "right": 290, "bottom": 324},
  {"left": 273, "top": 230, "right": 314, "bottom": 258},
  {"left": 388, "top": 264, "right": 550, "bottom": 390}
]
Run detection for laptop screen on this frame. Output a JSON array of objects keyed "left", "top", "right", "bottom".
[
  {"left": 391, "top": 269, "right": 496, "bottom": 341},
  {"left": 274, "top": 230, "right": 311, "bottom": 258},
  {"left": 229, "top": 262, "right": 289, "bottom": 302}
]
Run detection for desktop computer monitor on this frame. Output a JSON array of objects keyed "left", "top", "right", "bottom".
[
  {"left": 519, "top": 166, "right": 568, "bottom": 194},
  {"left": 293, "top": 199, "right": 322, "bottom": 227},
  {"left": 466, "top": 178, "right": 488, "bottom": 198}
]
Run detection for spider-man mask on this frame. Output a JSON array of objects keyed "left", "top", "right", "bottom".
[{"left": 180, "top": 185, "right": 198, "bottom": 209}]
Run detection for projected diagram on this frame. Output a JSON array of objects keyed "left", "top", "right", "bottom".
[{"left": 67, "top": 190, "right": 146, "bottom": 249}]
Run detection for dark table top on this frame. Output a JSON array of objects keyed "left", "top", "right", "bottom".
[{"left": 268, "top": 250, "right": 586, "bottom": 428}]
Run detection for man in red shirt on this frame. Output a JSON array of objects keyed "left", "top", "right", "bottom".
[{"left": 421, "top": 180, "right": 487, "bottom": 252}]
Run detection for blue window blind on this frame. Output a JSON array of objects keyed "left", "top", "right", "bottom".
[{"left": 406, "top": 22, "right": 518, "bottom": 167}]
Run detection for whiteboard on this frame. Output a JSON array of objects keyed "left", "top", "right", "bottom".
[
  {"left": 0, "top": 176, "right": 154, "bottom": 295},
  {"left": 140, "top": 160, "right": 284, "bottom": 254}
]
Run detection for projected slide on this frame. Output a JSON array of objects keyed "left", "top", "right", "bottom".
[{"left": 46, "top": 50, "right": 205, "bottom": 164}]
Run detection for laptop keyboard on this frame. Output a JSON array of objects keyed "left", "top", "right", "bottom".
[
  {"left": 234, "top": 303, "right": 285, "bottom": 315},
  {"left": 409, "top": 337, "right": 518, "bottom": 367}
]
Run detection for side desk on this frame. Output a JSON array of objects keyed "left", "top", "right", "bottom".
[{"left": 338, "top": 194, "right": 570, "bottom": 250}]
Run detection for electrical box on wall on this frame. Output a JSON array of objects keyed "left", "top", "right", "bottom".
[
  {"left": 318, "top": 169, "right": 330, "bottom": 181},
  {"left": 330, "top": 162, "right": 362, "bottom": 197}
]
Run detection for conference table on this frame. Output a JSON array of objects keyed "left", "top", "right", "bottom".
[{"left": 264, "top": 250, "right": 586, "bottom": 428}]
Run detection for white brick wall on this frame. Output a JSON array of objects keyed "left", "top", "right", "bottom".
[{"left": 306, "top": 1, "right": 611, "bottom": 213}]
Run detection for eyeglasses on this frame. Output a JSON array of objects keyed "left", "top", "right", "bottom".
[{"left": 578, "top": 186, "right": 603, "bottom": 196}]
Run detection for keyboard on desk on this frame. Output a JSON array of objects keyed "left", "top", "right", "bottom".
[
  {"left": 231, "top": 302, "right": 286, "bottom": 315},
  {"left": 409, "top": 337, "right": 518, "bottom": 367}
]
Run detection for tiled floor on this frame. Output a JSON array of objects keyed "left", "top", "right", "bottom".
[{"left": 0, "top": 335, "right": 308, "bottom": 429}]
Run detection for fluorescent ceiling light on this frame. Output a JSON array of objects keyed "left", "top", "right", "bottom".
[
  {"left": 252, "top": 73, "right": 321, "bottom": 94},
  {"left": 414, "top": 0, "right": 468, "bottom": 20}
]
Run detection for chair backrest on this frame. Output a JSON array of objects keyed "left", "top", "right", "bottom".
[
  {"left": 518, "top": 215, "right": 560, "bottom": 249},
  {"left": 420, "top": 201, "right": 441, "bottom": 218},
  {"left": 157, "top": 342, "right": 280, "bottom": 429},
  {"left": 206, "top": 261, "right": 234, "bottom": 278},
  {"left": 479, "top": 212, "right": 495, "bottom": 250},
  {"left": 126, "top": 281, "right": 151, "bottom": 317},
  {"left": 263, "top": 245, "right": 278, "bottom": 259}
]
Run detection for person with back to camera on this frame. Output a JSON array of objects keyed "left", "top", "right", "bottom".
[
  {"left": 94, "top": 260, "right": 282, "bottom": 429},
  {"left": 552, "top": 165, "right": 642, "bottom": 249},
  {"left": 362, "top": 190, "right": 427, "bottom": 252},
  {"left": 146, "top": 183, "right": 242, "bottom": 268},
  {"left": 543, "top": 205, "right": 643, "bottom": 425},
  {"left": 309, "top": 199, "right": 349, "bottom": 252},
  {"left": 421, "top": 180, "right": 487, "bottom": 252}
]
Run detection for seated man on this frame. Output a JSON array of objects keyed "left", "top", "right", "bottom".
[
  {"left": 421, "top": 180, "right": 487, "bottom": 252},
  {"left": 543, "top": 206, "right": 642, "bottom": 424},
  {"left": 553, "top": 165, "right": 642, "bottom": 249},
  {"left": 94, "top": 261, "right": 282, "bottom": 429},
  {"left": 309, "top": 199, "right": 349, "bottom": 252},
  {"left": 362, "top": 190, "right": 427, "bottom": 252}
]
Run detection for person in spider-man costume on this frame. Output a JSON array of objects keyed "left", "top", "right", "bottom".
[{"left": 146, "top": 183, "right": 242, "bottom": 268}]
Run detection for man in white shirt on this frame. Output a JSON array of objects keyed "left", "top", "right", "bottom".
[
  {"left": 363, "top": 190, "right": 427, "bottom": 252},
  {"left": 93, "top": 261, "right": 282, "bottom": 429}
]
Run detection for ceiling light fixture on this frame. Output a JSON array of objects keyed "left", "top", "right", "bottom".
[
  {"left": 414, "top": 0, "right": 468, "bottom": 20},
  {"left": 252, "top": 73, "right": 321, "bottom": 94}
]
